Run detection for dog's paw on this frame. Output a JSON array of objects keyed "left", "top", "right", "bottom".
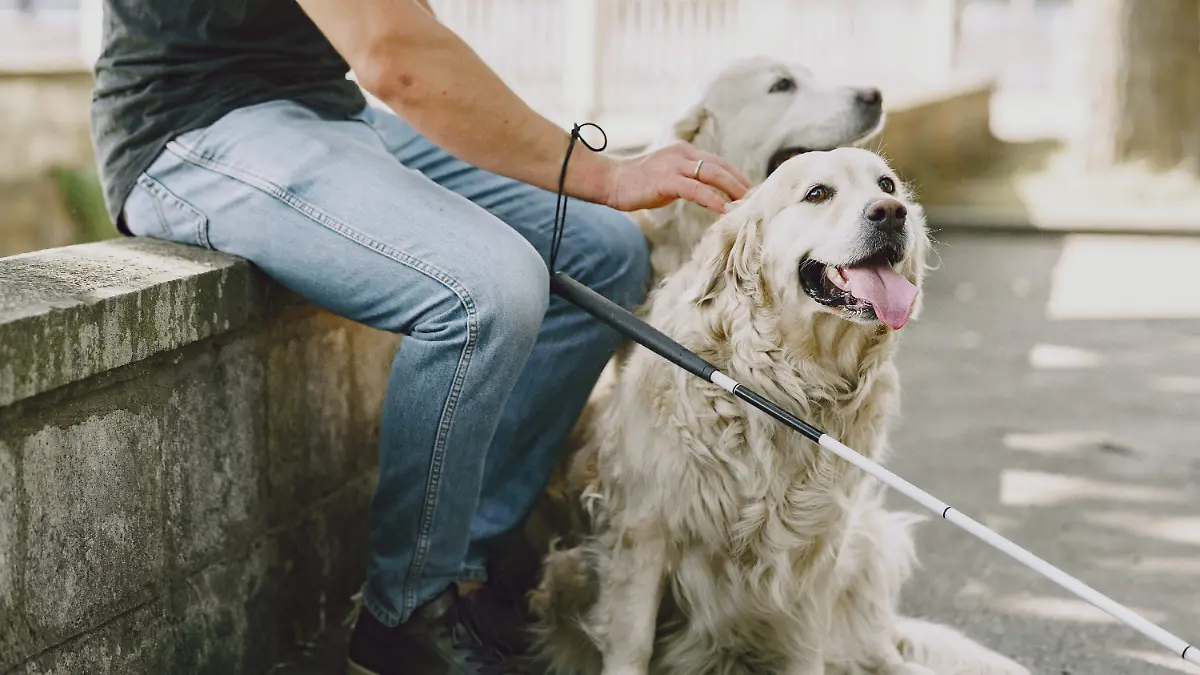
[
  {"left": 886, "top": 665, "right": 938, "bottom": 675},
  {"left": 970, "top": 667, "right": 1031, "bottom": 675},
  {"left": 894, "top": 617, "right": 1031, "bottom": 675},
  {"left": 528, "top": 545, "right": 600, "bottom": 621},
  {"left": 599, "top": 667, "right": 650, "bottom": 675}
]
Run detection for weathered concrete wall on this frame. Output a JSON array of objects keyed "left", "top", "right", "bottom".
[
  {"left": 0, "top": 238, "right": 399, "bottom": 674},
  {"left": 0, "top": 68, "right": 106, "bottom": 259},
  {"left": 878, "top": 77, "right": 1005, "bottom": 198},
  {"left": 0, "top": 68, "right": 95, "bottom": 186},
  {"left": 884, "top": 77, "right": 1200, "bottom": 234}
]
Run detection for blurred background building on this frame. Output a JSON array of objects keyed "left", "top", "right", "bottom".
[{"left": 0, "top": 0, "right": 1198, "bottom": 254}]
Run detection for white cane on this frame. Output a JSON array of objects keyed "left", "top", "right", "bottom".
[{"left": 550, "top": 272, "right": 1200, "bottom": 669}]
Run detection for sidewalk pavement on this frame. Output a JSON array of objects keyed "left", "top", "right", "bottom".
[{"left": 269, "top": 231, "right": 1200, "bottom": 674}]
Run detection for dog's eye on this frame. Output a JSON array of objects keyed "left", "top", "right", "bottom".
[
  {"left": 768, "top": 77, "right": 796, "bottom": 94},
  {"left": 804, "top": 185, "right": 832, "bottom": 203},
  {"left": 878, "top": 177, "right": 896, "bottom": 194}
]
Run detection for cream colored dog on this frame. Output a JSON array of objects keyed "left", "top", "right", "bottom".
[
  {"left": 527, "top": 148, "right": 1032, "bottom": 675},
  {"left": 514, "top": 56, "right": 890, "bottom": 560},
  {"left": 635, "top": 56, "right": 888, "bottom": 283}
]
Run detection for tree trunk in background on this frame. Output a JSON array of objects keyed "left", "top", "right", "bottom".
[{"left": 1080, "top": 0, "right": 1200, "bottom": 170}]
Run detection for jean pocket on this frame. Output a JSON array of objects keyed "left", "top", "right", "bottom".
[{"left": 125, "top": 173, "right": 212, "bottom": 249}]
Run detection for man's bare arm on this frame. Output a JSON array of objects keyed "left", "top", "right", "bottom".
[
  {"left": 411, "top": 0, "right": 434, "bottom": 18},
  {"left": 295, "top": 0, "right": 748, "bottom": 212}
]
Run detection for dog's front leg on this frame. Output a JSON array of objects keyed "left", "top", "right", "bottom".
[
  {"left": 784, "top": 653, "right": 828, "bottom": 675},
  {"left": 782, "top": 591, "right": 836, "bottom": 675},
  {"left": 784, "top": 648, "right": 828, "bottom": 675},
  {"left": 595, "top": 529, "right": 667, "bottom": 675}
]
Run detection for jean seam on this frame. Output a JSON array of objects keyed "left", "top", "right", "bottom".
[
  {"left": 136, "top": 172, "right": 212, "bottom": 249},
  {"left": 164, "top": 139, "right": 480, "bottom": 621},
  {"left": 134, "top": 174, "right": 169, "bottom": 239},
  {"left": 364, "top": 593, "right": 401, "bottom": 628}
]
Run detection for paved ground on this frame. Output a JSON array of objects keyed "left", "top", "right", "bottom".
[
  {"left": 274, "top": 231, "right": 1200, "bottom": 675},
  {"left": 888, "top": 231, "right": 1200, "bottom": 675}
]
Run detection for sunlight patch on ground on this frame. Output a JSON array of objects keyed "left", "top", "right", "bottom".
[
  {"left": 1177, "top": 337, "right": 1200, "bottom": 354},
  {"left": 1150, "top": 375, "right": 1200, "bottom": 394},
  {"left": 1114, "top": 650, "right": 1200, "bottom": 675},
  {"left": 982, "top": 513, "right": 1021, "bottom": 533},
  {"left": 955, "top": 579, "right": 994, "bottom": 601},
  {"left": 1002, "top": 430, "right": 1112, "bottom": 454},
  {"left": 1010, "top": 276, "right": 1033, "bottom": 298},
  {"left": 1085, "top": 512, "right": 1200, "bottom": 547},
  {"left": 990, "top": 594, "right": 1167, "bottom": 625},
  {"left": 955, "top": 330, "right": 982, "bottom": 350},
  {"left": 1096, "top": 556, "right": 1200, "bottom": 576},
  {"left": 1046, "top": 235, "right": 1200, "bottom": 320},
  {"left": 999, "top": 470, "right": 1184, "bottom": 507},
  {"left": 1028, "top": 343, "right": 1103, "bottom": 369}
]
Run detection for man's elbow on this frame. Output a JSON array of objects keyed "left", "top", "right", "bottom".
[{"left": 354, "top": 36, "right": 433, "bottom": 110}]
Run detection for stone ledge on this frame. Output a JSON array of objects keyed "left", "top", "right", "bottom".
[
  {"left": 876, "top": 75, "right": 1003, "bottom": 189},
  {"left": 0, "top": 238, "right": 293, "bottom": 408},
  {"left": 1, "top": 238, "right": 397, "bottom": 673},
  {"left": 918, "top": 159, "right": 1200, "bottom": 235},
  {"left": 877, "top": 76, "right": 1200, "bottom": 236}
]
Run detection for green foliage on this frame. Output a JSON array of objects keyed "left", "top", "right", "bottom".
[{"left": 50, "top": 166, "right": 118, "bottom": 244}]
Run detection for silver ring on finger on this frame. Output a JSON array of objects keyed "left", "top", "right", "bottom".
[{"left": 693, "top": 159, "right": 704, "bottom": 180}]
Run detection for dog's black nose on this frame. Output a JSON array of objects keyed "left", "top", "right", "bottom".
[
  {"left": 856, "top": 88, "right": 882, "bottom": 107},
  {"left": 865, "top": 198, "right": 907, "bottom": 231}
]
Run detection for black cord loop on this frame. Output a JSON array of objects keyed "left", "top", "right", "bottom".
[{"left": 549, "top": 122, "right": 608, "bottom": 278}]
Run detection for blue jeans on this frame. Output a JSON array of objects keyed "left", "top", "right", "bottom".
[{"left": 121, "top": 99, "right": 650, "bottom": 626}]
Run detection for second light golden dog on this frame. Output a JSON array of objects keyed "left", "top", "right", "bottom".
[
  {"left": 512, "top": 55, "right": 889, "bottom": 579},
  {"left": 527, "top": 148, "right": 1032, "bottom": 675}
]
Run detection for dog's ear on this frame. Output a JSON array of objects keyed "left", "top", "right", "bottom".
[
  {"left": 650, "top": 101, "right": 716, "bottom": 153},
  {"left": 694, "top": 210, "right": 765, "bottom": 306},
  {"left": 671, "top": 102, "right": 710, "bottom": 143}
]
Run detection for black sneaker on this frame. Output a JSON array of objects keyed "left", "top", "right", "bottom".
[
  {"left": 456, "top": 578, "right": 535, "bottom": 657},
  {"left": 466, "top": 535, "right": 548, "bottom": 657},
  {"left": 346, "top": 586, "right": 538, "bottom": 675}
]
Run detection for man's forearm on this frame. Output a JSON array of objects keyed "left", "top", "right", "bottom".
[
  {"left": 369, "top": 25, "right": 612, "bottom": 203},
  {"left": 412, "top": 0, "right": 434, "bottom": 17},
  {"left": 298, "top": 0, "right": 747, "bottom": 214},
  {"left": 299, "top": 0, "right": 612, "bottom": 203}
]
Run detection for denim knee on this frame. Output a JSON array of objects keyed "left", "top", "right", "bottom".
[
  {"left": 565, "top": 205, "right": 650, "bottom": 308},
  {"left": 465, "top": 235, "right": 551, "bottom": 353}
]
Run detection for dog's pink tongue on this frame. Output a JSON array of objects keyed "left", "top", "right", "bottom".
[{"left": 842, "top": 264, "right": 918, "bottom": 330}]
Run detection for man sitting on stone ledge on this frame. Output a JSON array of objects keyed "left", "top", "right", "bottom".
[{"left": 89, "top": 0, "right": 750, "bottom": 673}]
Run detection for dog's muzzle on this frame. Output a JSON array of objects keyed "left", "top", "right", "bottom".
[{"left": 858, "top": 198, "right": 909, "bottom": 259}]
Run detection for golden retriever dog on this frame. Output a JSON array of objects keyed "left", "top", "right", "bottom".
[
  {"left": 635, "top": 55, "right": 888, "bottom": 283},
  {"left": 509, "top": 55, "right": 889, "bottom": 578},
  {"left": 526, "top": 148, "right": 1032, "bottom": 675}
]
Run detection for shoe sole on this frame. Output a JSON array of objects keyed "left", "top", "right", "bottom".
[{"left": 345, "top": 659, "right": 380, "bottom": 675}]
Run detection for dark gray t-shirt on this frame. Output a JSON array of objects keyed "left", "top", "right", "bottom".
[{"left": 90, "top": 0, "right": 367, "bottom": 232}]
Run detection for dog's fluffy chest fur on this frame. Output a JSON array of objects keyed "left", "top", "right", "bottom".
[
  {"left": 590, "top": 310, "right": 903, "bottom": 650},
  {"left": 626, "top": 368, "right": 886, "bottom": 549}
]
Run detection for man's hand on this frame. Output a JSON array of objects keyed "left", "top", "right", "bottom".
[
  {"left": 295, "top": 0, "right": 750, "bottom": 214},
  {"left": 604, "top": 142, "right": 750, "bottom": 213}
]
